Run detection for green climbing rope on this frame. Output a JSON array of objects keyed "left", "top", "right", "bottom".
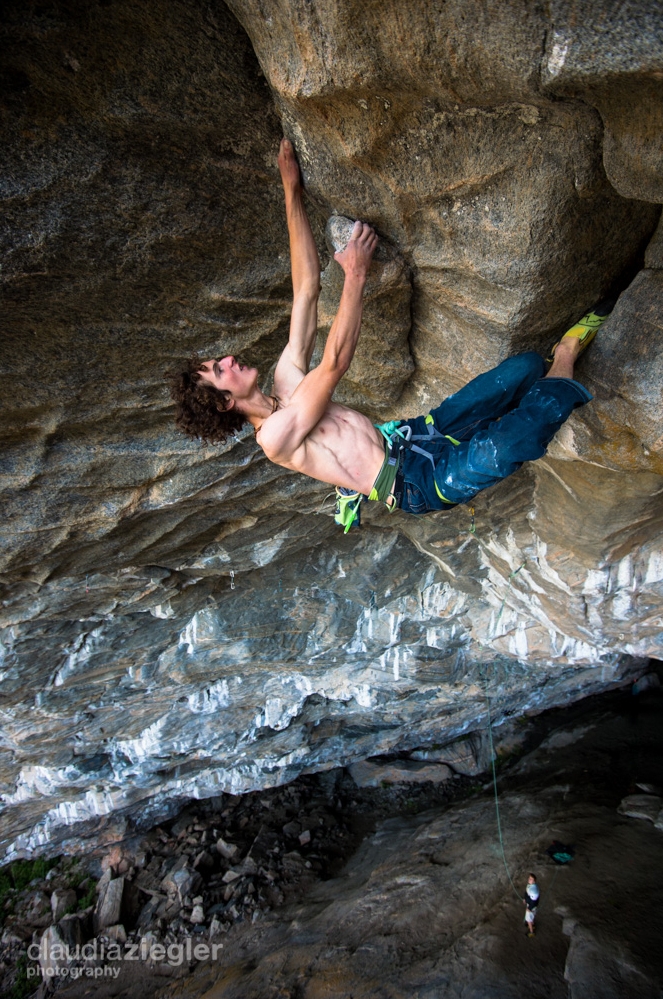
[
  {"left": 484, "top": 683, "right": 564, "bottom": 912},
  {"left": 485, "top": 690, "right": 523, "bottom": 901}
]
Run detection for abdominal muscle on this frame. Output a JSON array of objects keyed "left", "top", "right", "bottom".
[{"left": 268, "top": 402, "right": 386, "bottom": 495}]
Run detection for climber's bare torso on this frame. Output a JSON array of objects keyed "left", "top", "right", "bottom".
[
  {"left": 198, "top": 139, "right": 385, "bottom": 496},
  {"left": 258, "top": 388, "right": 384, "bottom": 497}
]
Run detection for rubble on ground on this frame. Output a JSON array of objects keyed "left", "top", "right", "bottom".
[{"left": 0, "top": 756, "right": 475, "bottom": 993}]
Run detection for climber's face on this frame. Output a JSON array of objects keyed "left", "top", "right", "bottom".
[{"left": 197, "top": 356, "right": 258, "bottom": 409}]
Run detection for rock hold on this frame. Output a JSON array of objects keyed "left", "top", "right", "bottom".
[
  {"left": 318, "top": 214, "right": 414, "bottom": 413},
  {"left": 325, "top": 214, "right": 396, "bottom": 264}
]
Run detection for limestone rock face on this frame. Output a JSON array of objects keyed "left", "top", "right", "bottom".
[
  {"left": 541, "top": 0, "right": 663, "bottom": 203},
  {"left": 1, "top": 0, "right": 662, "bottom": 860},
  {"left": 1, "top": 0, "right": 294, "bottom": 581},
  {"left": 228, "top": 0, "right": 660, "bottom": 408}
]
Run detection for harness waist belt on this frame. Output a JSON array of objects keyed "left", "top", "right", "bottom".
[
  {"left": 335, "top": 416, "right": 458, "bottom": 531},
  {"left": 368, "top": 441, "right": 400, "bottom": 504}
]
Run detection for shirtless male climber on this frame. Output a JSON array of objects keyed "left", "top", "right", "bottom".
[{"left": 170, "top": 139, "right": 612, "bottom": 528}]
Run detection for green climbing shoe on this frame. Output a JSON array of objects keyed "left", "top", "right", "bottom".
[{"left": 546, "top": 299, "right": 615, "bottom": 364}]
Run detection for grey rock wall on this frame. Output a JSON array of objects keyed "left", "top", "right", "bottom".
[
  {"left": 542, "top": 0, "right": 663, "bottom": 203},
  {"left": 1, "top": 0, "right": 662, "bottom": 861}
]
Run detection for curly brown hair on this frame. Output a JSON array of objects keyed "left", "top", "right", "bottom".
[{"left": 168, "top": 356, "right": 249, "bottom": 444}]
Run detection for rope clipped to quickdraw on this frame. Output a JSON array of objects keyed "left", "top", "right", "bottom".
[{"left": 495, "top": 561, "right": 526, "bottom": 626}]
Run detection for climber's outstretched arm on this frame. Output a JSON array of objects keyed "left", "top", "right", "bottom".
[
  {"left": 273, "top": 139, "right": 321, "bottom": 401},
  {"left": 259, "top": 222, "right": 377, "bottom": 463}
]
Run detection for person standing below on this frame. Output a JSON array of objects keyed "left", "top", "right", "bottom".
[{"left": 523, "top": 873, "right": 540, "bottom": 936}]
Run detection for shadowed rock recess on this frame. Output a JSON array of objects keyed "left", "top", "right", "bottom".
[{"left": 1, "top": 0, "right": 662, "bottom": 864}]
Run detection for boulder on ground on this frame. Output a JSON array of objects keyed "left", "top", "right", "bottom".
[
  {"left": 617, "top": 794, "right": 662, "bottom": 823},
  {"left": 349, "top": 760, "right": 453, "bottom": 788},
  {"left": 215, "top": 838, "right": 239, "bottom": 861},
  {"left": 39, "top": 924, "right": 70, "bottom": 977},
  {"left": 51, "top": 888, "right": 77, "bottom": 922},
  {"left": 94, "top": 875, "right": 124, "bottom": 933},
  {"left": 57, "top": 912, "right": 83, "bottom": 951}
]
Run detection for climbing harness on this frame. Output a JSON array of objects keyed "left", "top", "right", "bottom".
[
  {"left": 376, "top": 416, "right": 461, "bottom": 506},
  {"left": 334, "top": 415, "right": 461, "bottom": 533}
]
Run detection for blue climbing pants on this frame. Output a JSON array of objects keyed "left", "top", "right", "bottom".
[{"left": 398, "top": 352, "right": 592, "bottom": 514}]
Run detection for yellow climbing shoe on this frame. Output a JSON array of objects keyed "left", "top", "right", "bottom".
[{"left": 546, "top": 300, "right": 615, "bottom": 364}]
